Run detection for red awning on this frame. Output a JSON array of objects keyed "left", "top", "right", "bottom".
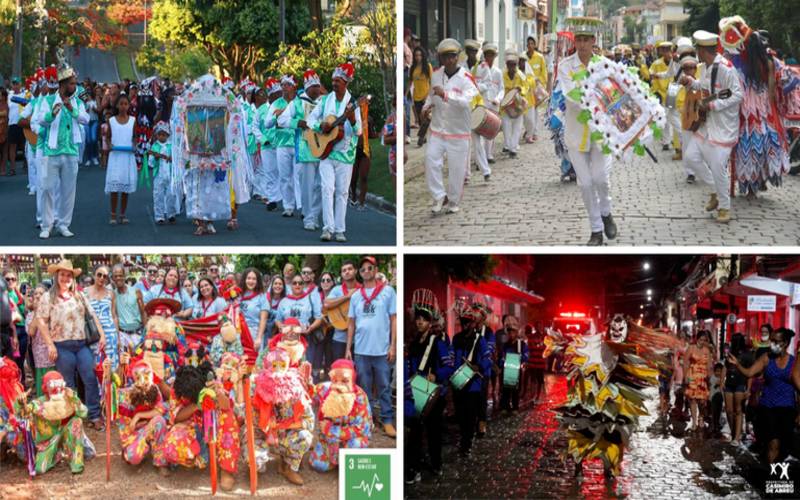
[{"left": 457, "top": 279, "right": 545, "bottom": 305}]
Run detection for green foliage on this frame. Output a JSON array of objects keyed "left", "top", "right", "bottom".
[
  {"left": 136, "top": 43, "right": 212, "bottom": 81},
  {"left": 683, "top": 0, "right": 721, "bottom": 36}
]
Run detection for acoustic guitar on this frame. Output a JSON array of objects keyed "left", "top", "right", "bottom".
[
  {"left": 303, "top": 95, "right": 371, "bottom": 160},
  {"left": 324, "top": 299, "right": 350, "bottom": 331},
  {"left": 682, "top": 88, "right": 732, "bottom": 132}
]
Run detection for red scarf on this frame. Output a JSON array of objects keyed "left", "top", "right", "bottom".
[
  {"left": 360, "top": 282, "right": 385, "bottom": 305},
  {"left": 285, "top": 286, "right": 314, "bottom": 301},
  {"left": 342, "top": 281, "right": 362, "bottom": 296},
  {"left": 241, "top": 291, "right": 260, "bottom": 302},
  {"left": 141, "top": 278, "right": 151, "bottom": 291},
  {"left": 200, "top": 297, "right": 215, "bottom": 317},
  {"left": 160, "top": 286, "right": 180, "bottom": 298},
  {"left": 267, "top": 293, "right": 282, "bottom": 309}
]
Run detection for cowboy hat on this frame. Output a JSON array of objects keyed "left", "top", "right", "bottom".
[
  {"left": 144, "top": 298, "right": 182, "bottom": 317},
  {"left": 46, "top": 259, "right": 82, "bottom": 277}
]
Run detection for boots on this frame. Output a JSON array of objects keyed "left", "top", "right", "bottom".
[
  {"left": 279, "top": 461, "right": 304, "bottom": 485},
  {"left": 716, "top": 208, "right": 731, "bottom": 224},
  {"left": 705, "top": 193, "right": 719, "bottom": 212}
]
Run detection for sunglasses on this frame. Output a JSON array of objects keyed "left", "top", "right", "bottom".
[
  {"left": 96, "top": 272, "right": 108, "bottom": 279},
  {"left": 292, "top": 280, "right": 304, "bottom": 285},
  {"left": 321, "top": 278, "right": 333, "bottom": 283},
  {"left": 147, "top": 269, "right": 158, "bottom": 274},
  {"left": 210, "top": 268, "right": 219, "bottom": 272},
  {"left": 301, "top": 270, "right": 313, "bottom": 275},
  {"left": 360, "top": 265, "right": 375, "bottom": 272},
  {"left": 4, "top": 276, "right": 16, "bottom": 282}
]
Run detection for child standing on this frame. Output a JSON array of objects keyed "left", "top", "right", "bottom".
[
  {"left": 143, "top": 121, "right": 180, "bottom": 224},
  {"left": 105, "top": 93, "right": 137, "bottom": 224},
  {"left": 709, "top": 362, "right": 724, "bottom": 437}
]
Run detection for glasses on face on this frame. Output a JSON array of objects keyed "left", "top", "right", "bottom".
[
  {"left": 301, "top": 270, "right": 313, "bottom": 275},
  {"left": 4, "top": 276, "right": 16, "bottom": 282},
  {"left": 210, "top": 268, "right": 219, "bottom": 273},
  {"left": 292, "top": 280, "right": 304, "bottom": 286},
  {"left": 321, "top": 278, "right": 333, "bottom": 283},
  {"left": 96, "top": 272, "right": 108, "bottom": 279},
  {"left": 147, "top": 269, "right": 157, "bottom": 275},
  {"left": 360, "top": 265, "right": 375, "bottom": 273}
]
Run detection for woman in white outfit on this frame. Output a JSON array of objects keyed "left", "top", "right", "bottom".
[{"left": 104, "top": 93, "right": 137, "bottom": 225}]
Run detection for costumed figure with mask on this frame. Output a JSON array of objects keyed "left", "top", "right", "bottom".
[
  {"left": 267, "top": 317, "right": 313, "bottom": 391},
  {"left": 114, "top": 360, "right": 169, "bottom": 466},
  {"left": 252, "top": 349, "right": 314, "bottom": 485},
  {"left": 209, "top": 314, "right": 245, "bottom": 367},
  {"left": 134, "top": 76, "right": 163, "bottom": 170},
  {"left": 19, "top": 371, "right": 96, "bottom": 474},
  {"left": 309, "top": 358, "right": 372, "bottom": 472},
  {"left": 0, "top": 356, "right": 28, "bottom": 462},
  {"left": 543, "top": 314, "right": 678, "bottom": 478},
  {"left": 212, "top": 351, "right": 246, "bottom": 490},
  {"left": 141, "top": 121, "right": 181, "bottom": 224}
]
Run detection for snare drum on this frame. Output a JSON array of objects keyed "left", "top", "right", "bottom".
[
  {"left": 501, "top": 88, "right": 525, "bottom": 118},
  {"left": 534, "top": 84, "right": 549, "bottom": 107},
  {"left": 450, "top": 363, "right": 477, "bottom": 391},
  {"left": 470, "top": 106, "right": 501, "bottom": 140},
  {"left": 665, "top": 82, "right": 681, "bottom": 109},
  {"left": 503, "top": 353, "right": 521, "bottom": 387},
  {"left": 410, "top": 374, "right": 441, "bottom": 417}
]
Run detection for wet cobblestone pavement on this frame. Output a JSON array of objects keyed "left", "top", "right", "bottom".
[{"left": 406, "top": 374, "right": 797, "bottom": 499}]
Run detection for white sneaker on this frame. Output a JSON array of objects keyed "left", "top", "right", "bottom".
[
  {"left": 446, "top": 204, "right": 460, "bottom": 214},
  {"left": 39, "top": 229, "right": 50, "bottom": 239},
  {"left": 303, "top": 224, "right": 318, "bottom": 231},
  {"left": 431, "top": 198, "right": 445, "bottom": 214},
  {"left": 335, "top": 232, "right": 347, "bottom": 242},
  {"left": 57, "top": 226, "right": 74, "bottom": 238},
  {"left": 320, "top": 231, "right": 332, "bottom": 241}
]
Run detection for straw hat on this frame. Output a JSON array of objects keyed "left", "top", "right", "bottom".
[{"left": 47, "top": 259, "right": 82, "bottom": 277}]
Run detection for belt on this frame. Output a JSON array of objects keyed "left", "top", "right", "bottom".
[{"left": 119, "top": 328, "right": 141, "bottom": 335}]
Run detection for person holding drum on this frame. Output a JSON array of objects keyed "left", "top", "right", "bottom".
[
  {"left": 472, "top": 42, "right": 504, "bottom": 181},
  {"left": 450, "top": 307, "right": 491, "bottom": 457},
  {"left": 500, "top": 50, "right": 528, "bottom": 159},
  {"left": 498, "top": 320, "right": 529, "bottom": 412},
  {"left": 470, "top": 301, "right": 495, "bottom": 438},
  {"left": 405, "top": 291, "right": 453, "bottom": 481},
  {"left": 557, "top": 16, "right": 618, "bottom": 246},
  {"left": 522, "top": 37, "right": 549, "bottom": 144},
  {"left": 422, "top": 39, "right": 479, "bottom": 215}
]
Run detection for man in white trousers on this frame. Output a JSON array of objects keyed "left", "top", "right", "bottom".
[
  {"left": 307, "top": 63, "right": 362, "bottom": 242},
  {"left": 558, "top": 17, "right": 617, "bottom": 246},
  {"left": 422, "top": 39, "right": 478, "bottom": 214},
  {"left": 38, "top": 61, "right": 88, "bottom": 239},
  {"left": 296, "top": 69, "right": 323, "bottom": 231},
  {"left": 273, "top": 75, "right": 302, "bottom": 217},
  {"left": 258, "top": 78, "right": 283, "bottom": 211},
  {"left": 679, "top": 30, "right": 743, "bottom": 224},
  {"left": 501, "top": 50, "right": 527, "bottom": 159},
  {"left": 473, "top": 42, "right": 504, "bottom": 181}
]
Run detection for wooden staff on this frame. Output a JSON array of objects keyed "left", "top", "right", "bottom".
[
  {"left": 359, "top": 97, "right": 370, "bottom": 157},
  {"left": 243, "top": 374, "right": 258, "bottom": 495}
]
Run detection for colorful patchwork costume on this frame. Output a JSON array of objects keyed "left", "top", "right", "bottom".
[{"left": 117, "top": 360, "right": 169, "bottom": 465}]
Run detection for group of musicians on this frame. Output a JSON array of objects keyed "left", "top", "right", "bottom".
[
  {"left": 420, "top": 36, "right": 548, "bottom": 215},
  {"left": 418, "top": 15, "right": 791, "bottom": 245},
  {"left": 404, "top": 292, "right": 532, "bottom": 484}
]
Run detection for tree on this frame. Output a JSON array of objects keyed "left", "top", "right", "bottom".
[
  {"left": 358, "top": 0, "right": 395, "bottom": 122},
  {"left": 682, "top": 0, "right": 721, "bottom": 36},
  {"left": 106, "top": 1, "right": 151, "bottom": 26}
]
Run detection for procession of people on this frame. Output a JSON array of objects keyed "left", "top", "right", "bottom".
[
  {"left": 2, "top": 58, "right": 394, "bottom": 243},
  {"left": 0, "top": 255, "right": 396, "bottom": 490},
  {"left": 408, "top": 14, "right": 800, "bottom": 245}
]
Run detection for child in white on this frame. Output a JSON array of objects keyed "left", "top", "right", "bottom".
[{"left": 104, "top": 93, "right": 137, "bottom": 224}]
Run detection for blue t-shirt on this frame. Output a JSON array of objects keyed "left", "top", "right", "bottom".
[
  {"left": 239, "top": 292, "right": 268, "bottom": 335},
  {"left": 145, "top": 284, "right": 194, "bottom": 312},
  {"left": 265, "top": 293, "right": 282, "bottom": 339},
  {"left": 348, "top": 285, "right": 396, "bottom": 356},
  {"left": 326, "top": 285, "right": 348, "bottom": 343},
  {"left": 192, "top": 296, "right": 228, "bottom": 319},
  {"left": 276, "top": 293, "right": 322, "bottom": 327}
]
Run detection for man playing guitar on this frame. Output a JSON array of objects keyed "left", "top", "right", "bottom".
[{"left": 678, "top": 30, "right": 743, "bottom": 224}]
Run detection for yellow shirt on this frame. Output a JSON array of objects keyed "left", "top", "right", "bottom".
[
  {"left": 503, "top": 69, "right": 528, "bottom": 114},
  {"left": 411, "top": 64, "right": 433, "bottom": 102},
  {"left": 649, "top": 58, "right": 671, "bottom": 101}
]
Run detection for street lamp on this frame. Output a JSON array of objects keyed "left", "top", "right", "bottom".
[
  {"left": 646, "top": 288, "right": 652, "bottom": 295},
  {"left": 640, "top": 305, "right": 644, "bottom": 309},
  {"left": 643, "top": 262, "right": 651, "bottom": 271}
]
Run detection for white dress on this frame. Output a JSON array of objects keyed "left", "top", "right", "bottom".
[{"left": 105, "top": 116, "right": 138, "bottom": 194}]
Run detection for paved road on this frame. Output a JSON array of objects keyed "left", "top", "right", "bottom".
[
  {"left": 68, "top": 47, "right": 120, "bottom": 83},
  {"left": 0, "top": 163, "right": 396, "bottom": 246},
  {"left": 406, "top": 374, "right": 778, "bottom": 499},
  {"left": 404, "top": 123, "right": 800, "bottom": 246}
]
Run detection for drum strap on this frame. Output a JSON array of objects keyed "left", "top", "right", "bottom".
[
  {"left": 466, "top": 334, "right": 480, "bottom": 364},
  {"left": 517, "top": 339, "right": 522, "bottom": 354},
  {"left": 419, "top": 334, "right": 436, "bottom": 374},
  {"left": 480, "top": 325, "right": 485, "bottom": 337}
]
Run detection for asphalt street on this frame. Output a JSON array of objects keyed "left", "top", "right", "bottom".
[{"left": 0, "top": 162, "right": 396, "bottom": 246}]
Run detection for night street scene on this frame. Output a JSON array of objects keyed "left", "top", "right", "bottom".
[{"left": 404, "top": 254, "right": 800, "bottom": 498}]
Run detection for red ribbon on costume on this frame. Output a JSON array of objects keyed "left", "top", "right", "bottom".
[{"left": 179, "top": 308, "right": 257, "bottom": 366}]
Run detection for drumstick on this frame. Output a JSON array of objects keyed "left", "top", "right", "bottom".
[
  {"left": 460, "top": 357, "right": 484, "bottom": 378},
  {"left": 644, "top": 145, "right": 658, "bottom": 163}
]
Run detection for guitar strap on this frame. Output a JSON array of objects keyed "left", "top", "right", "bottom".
[{"left": 710, "top": 62, "right": 719, "bottom": 98}]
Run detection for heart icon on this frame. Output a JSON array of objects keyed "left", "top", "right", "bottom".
[{"left": 375, "top": 483, "right": 384, "bottom": 492}]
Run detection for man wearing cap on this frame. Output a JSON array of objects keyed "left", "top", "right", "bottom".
[
  {"left": 667, "top": 42, "right": 696, "bottom": 164},
  {"left": 649, "top": 41, "right": 675, "bottom": 151},
  {"left": 679, "top": 30, "right": 743, "bottom": 224},
  {"left": 258, "top": 78, "right": 284, "bottom": 211},
  {"left": 524, "top": 37, "right": 548, "bottom": 143},
  {"left": 346, "top": 256, "right": 396, "bottom": 438},
  {"left": 306, "top": 62, "right": 362, "bottom": 242},
  {"left": 677, "top": 55, "right": 701, "bottom": 183},
  {"left": 501, "top": 50, "right": 527, "bottom": 158},
  {"left": 557, "top": 17, "right": 618, "bottom": 245},
  {"left": 422, "top": 38, "right": 478, "bottom": 214},
  {"left": 280, "top": 70, "right": 323, "bottom": 231},
  {"left": 463, "top": 39, "right": 481, "bottom": 71},
  {"left": 473, "top": 42, "right": 504, "bottom": 179},
  {"left": 38, "top": 62, "right": 89, "bottom": 239},
  {"left": 632, "top": 44, "right": 650, "bottom": 81},
  {"left": 273, "top": 75, "right": 303, "bottom": 217}
]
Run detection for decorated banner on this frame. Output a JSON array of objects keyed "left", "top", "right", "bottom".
[{"left": 569, "top": 56, "right": 666, "bottom": 159}]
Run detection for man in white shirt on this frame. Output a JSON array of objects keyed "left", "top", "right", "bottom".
[
  {"left": 5, "top": 77, "right": 25, "bottom": 176},
  {"left": 473, "top": 42, "right": 504, "bottom": 180},
  {"left": 679, "top": 30, "right": 743, "bottom": 224},
  {"left": 557, "top": 17, "right": 618, "bottom": 246},
  {"left": 423, "top": 39, "right": 478, "bottom": 215}
]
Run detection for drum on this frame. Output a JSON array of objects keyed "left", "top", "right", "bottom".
[
  {"left": 665, "top": 82, "right": 681, "bottom": 109},
  {"left": 501, "top": 88, "right": 525, "bottom": 118},
  {"left": 410, "top": 374, "right": 441, "bottom": 417},
  {"left": 534, "top": 84, "right": 549, "bottom": 107},
  {"left": 450, "top": 363, "right": 476, "bottom": 391},
  {"left": 503, "top": 353, "right": 521, "bottom": 387},
  {"left": 470, "top": 106, "right": 501, "bottom": 140}
]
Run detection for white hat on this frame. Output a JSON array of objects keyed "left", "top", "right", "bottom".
[
  {"left": 482, "top": 42, "right": 498, "bottom": 54},
  {"left": 693, "top": 30, "right": 719, "bottom": 47},
  {"left": 504, "top": 50, "right": 519, "bottom": 63},
  {"left": 437, "top": 38, "right": 461, "bottom": 55},
  {"left": 464, "top": 39, "right": 481, "bottom": 51}
]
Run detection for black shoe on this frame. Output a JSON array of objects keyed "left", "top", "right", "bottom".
[
  {"left": 587, "top": 231, "right": 603, "bottom": 246},
  {"left": 662, "top": 144, "right": 670, "bottom": 151},
  {"left": 484, "top": 174, "right": 490, "bottom": 181},
  {"left": 687, "top": 174, "right": 696, "bottom": 184},
  {"left": 266, "top": 202, "right": 278, "bottom": 211},
  {"left": 488, "top": 158, "right": 496, "bottom": 164},
  {"left": 601, "top": 214, "right": 617, "bottom": 240},
  {"left": 509, "top": 152, "right": 517, "bottom": 158},
  {"left": 502, "top": 147, "right": 509, "bottom": 153}
]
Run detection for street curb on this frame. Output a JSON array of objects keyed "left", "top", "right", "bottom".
[{"left": 365, "top": 192, "right": 396, "bottom": 215}]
